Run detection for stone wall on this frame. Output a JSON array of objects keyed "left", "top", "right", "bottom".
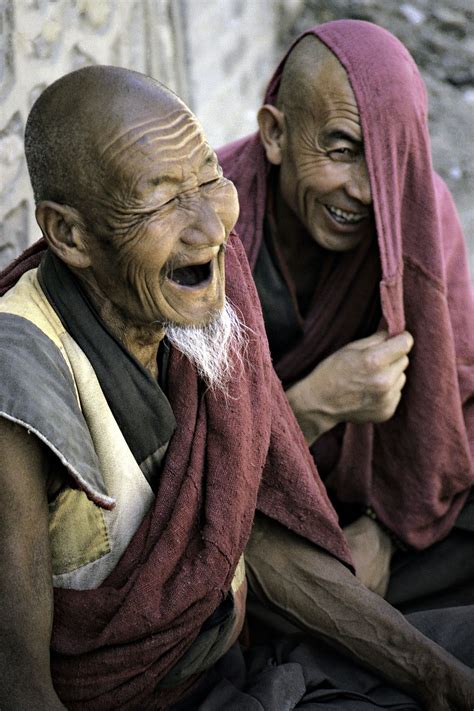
[
  {"left": 179, "top": 0, "right": 277, "bottom": 148},
  {"left": 0, "top": 0, "right": 278, "bottom": 267}
]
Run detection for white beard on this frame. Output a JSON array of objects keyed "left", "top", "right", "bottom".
[{"left": 165, "top": 299, "right": 248, "bottom": 396}]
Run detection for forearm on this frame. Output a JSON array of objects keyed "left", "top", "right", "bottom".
[
  {"left": 0, "top": 420, "right": 65, "bottom": 710},
  {"left": 286, "top": 375, "right": 336, "bottom": 444},
  {"left": 0, "top": 636, "right": 66, "bottom": 710},
  {"left": 245, "top": 513, "right": 473, "bottom": 709},
  {"left": 0, "top": 544, "right": 65, "bottom": 710}
]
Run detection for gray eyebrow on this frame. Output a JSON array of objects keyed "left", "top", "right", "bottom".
[
  {"left": 149, "top": 174, "right": 180, "bottom": 187},
  {"left": 148, "top": 152, "right": 218, "bottom": 188}
]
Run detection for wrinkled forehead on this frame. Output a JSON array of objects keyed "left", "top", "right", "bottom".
[
  {"left": 283, "top": 52, "right": 360, "bottom": 132},
  {"left": 98, "top": 104, "right": 210, "bottom": 174}
]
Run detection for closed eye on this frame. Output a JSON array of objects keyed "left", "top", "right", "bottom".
[
  {"left": 201, "top": 177, "right": 220, "bottom": 186},
  {"left": 157, "top": 195, "right": 177, "bottom": 208},
  {"left": 329, "top": 146, "right": 358, "bottom": 161}
]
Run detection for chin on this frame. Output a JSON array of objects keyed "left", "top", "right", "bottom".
[
  {"left": 167, "top": 297, "right": 225, "bottom": 328},
  {"left": 313, "top": 232, "right": 364, "bottom": 252}
]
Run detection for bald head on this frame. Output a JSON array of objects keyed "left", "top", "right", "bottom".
[
  {"left": 258, "top": 32, "right": 371, "bottom": 253},
  {"left": 25, "top": 66, "right": 185, "bottom": 224},
  {"left": 277, "top": 35, "right": 349, "bottom": 121}
]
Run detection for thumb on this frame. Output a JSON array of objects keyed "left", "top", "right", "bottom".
[{"left": 347, "top": 331, "right": 389, "bottom": 351}]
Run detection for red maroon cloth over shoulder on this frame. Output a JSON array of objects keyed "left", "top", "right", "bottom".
[
  {"left": 0, "top": 234, "right": 351, "bottom": 709},
  {"left": 217, "top": 20, "right": 474, "bottom": 550}
]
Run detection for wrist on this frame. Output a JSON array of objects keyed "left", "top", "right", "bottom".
[
  {"left": 364, "top": 507, "right": 408, "bottom": 552},
  {"left": 286, "top": 377, "right": 338, "bottom": 444},
  {"left": 416, "top": 659, "right": 473, "bottom": 711}
]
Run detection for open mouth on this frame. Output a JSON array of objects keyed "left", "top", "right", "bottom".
[
  {"left": 325, "top": 204, "right": 367, "bottom": 225},
  {"left": 166, "top": 260, "right": 213, "bottom": 287}
]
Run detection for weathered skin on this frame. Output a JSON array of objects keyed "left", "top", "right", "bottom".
[
  {"left": 247, "top": 513, "right": 474, "bottom": 711},
  {"left": 259, "top": 47, "right": 373, "bottom": 255},
  {"left": 37, "top": 101, "right": 238, "bottom": 376}
]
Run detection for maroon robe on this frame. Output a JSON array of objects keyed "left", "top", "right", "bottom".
[
  {"left": 218, "top": 20, "right": 474, "bottom": 550},
  {"left": 0, "top": 232, "right": 351, "bottom": 709}
]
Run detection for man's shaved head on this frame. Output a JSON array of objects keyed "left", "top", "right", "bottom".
[
  {"left": 258, "top": 32, "right": 371, "bottom": 253},
  {"left": 25, "top": 65, "right": 184, "bottom": 227},
  {"left": 277, "top": 35, "right": 347, "bottom": 120}
]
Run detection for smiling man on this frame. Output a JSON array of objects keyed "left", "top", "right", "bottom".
[
  {"left": 0, "top": 65, "right": 473, "bottom": 710},
  {"left": 218, "top": 20, "right": 474, "bottom": 609}
]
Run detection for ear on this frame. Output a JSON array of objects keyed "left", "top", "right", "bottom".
[
  {"left": 257, "top": 104, "right": 285, "bottom": 166},
  {"left": 35, "top": 202, "right": 92, "bottom": 269}
]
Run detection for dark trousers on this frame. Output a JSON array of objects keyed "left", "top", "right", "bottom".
[{"left": 387, "top": 497, "right": 474, "bottom": 613}]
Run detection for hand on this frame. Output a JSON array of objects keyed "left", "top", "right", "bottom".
[
  {"left": 287, "top": 330, "right": 414, "bottom": 444},
  {"left": 343, "top": 516, "right": 395, "bottom": 596},
  {"left": 421, "top": 664, "right": 474, "bottom": 710}
]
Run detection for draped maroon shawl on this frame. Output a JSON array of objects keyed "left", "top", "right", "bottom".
[
  {"left": 217, "top": 20, "right": 474, "bottom": 550},
  {"left": 0, "top": 233, "right": 350, "bottom": 708}
]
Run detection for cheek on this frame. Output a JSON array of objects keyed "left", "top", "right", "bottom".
[
  {"left": 130, "top": 220, "right": 178, "bottom": 269},
  {"left": 122, "top": 259, "right": 167, "bottom": 316},
  {"left": 223, "top": 190, "right": 240, "bottom": 232},
  {"left": 123, "top": 258, "right": 146, "bottom": 286},
  {"left": 114, "top": 256, "right": 147, "bottom": 302},
  {"left": 281, "top": 152, "right": 313, "bottom": 200},
  {"left": 312, "top": 162, "right": 348, "bottom": 192},
  {"left": 210, "top": 182, "right": 240, "bottom": 232},
  {"left": 107, "top": 236, "right": 167, "bottom": 303},
  {"left": 294, "top": 168, "right": 338, "bottom": 208}
]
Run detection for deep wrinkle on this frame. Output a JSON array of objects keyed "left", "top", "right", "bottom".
[
  {"left": 93, "top": 128, "right": 223, "bottom": 235},
  {"left": 99, "top": 110, "right": 190, "bottom": 162},
  {"left": 65, "top": 93, "right": 238, "bottom": 371},
  {"left": 277, "top": 71, "right": 373, "bottom": 253}
]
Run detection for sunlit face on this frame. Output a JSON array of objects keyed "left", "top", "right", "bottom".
[
  {"left": 86, "top": 105, "right": 239, "bottom": 327},
  {"left": 276, "top": 54, "right": 374, "bottom": 252}
]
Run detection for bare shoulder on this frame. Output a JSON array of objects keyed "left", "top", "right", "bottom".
[
  {"left": 0, "top": 417, "right": 66, "bottom": 708},
  {"left": 0, "top": 417, "right": 54, "bottom": 515},
  {"left": 0, "top": 415, "right": 45, "bottom": 453}
]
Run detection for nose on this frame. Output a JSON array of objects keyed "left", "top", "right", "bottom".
[
  {"left": 180, "top": 195, "right": 227, "bottom": 249},
  {"left": 346, "top": 158, "right": 372, "bottom": 206}
]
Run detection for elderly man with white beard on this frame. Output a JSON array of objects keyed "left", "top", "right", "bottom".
[{"left": 0, "top": 66, "right": 473, "bottom": 711}]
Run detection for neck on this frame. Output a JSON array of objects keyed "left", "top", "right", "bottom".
[
  {"left": 76, "top": 272, "right": 166, "bottom": 379},
  {"left": 270, "top": 179, "right": 325, "bottom": 315},
  {"left": 118, "top": 323, "right": 165, "bottom": 380},
  {"left": 272, "top": 179, "right": 320, "bottom": 263}
]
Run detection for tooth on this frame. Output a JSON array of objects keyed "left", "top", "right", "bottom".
[{"left": 327, "top": 204, "right": 364, "bottom": 223}]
